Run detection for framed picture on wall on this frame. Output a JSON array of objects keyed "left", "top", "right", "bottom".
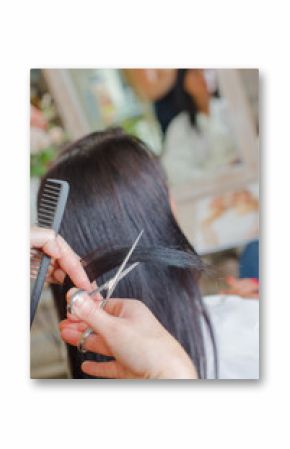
[{"left": 176, "top": 182, "right": 259, "bottom": 255}]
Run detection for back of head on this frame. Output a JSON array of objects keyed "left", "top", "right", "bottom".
[{"left": 39, "top": 128, "right": 216, "bottom": 378}]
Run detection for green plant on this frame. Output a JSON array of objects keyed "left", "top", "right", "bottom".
[{"left": 30, "top": 146, "right": 57, "bottom": 178}]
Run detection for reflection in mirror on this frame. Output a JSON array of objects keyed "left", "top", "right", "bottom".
[{"left": 161, "top": 69, "right": 248, "bottom": 187}]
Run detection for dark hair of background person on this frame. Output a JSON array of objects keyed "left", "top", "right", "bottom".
[
  {"left": 39, "top": 128, "right": 218, "bottom": 379},
  {"left": 155, "top": 69, "right": 219, "bottom": 134}
]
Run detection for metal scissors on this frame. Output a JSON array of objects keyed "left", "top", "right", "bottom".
[{"left": 68, "top": 230, "right": 143, "bottom": 353}]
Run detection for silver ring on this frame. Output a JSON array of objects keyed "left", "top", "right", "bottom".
[
  {"left": 67, "top": 289, "right": 85, "bottom": 315},
  {"left": 77, "top": 300, "right": 106, "bottom": 353},
  {"left": 78, "top": 327, "right": 94, "bottom": 353}
]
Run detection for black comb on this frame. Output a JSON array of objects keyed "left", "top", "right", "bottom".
[{"left": 30, "top": 178, "right": 69, "bottom": 327}]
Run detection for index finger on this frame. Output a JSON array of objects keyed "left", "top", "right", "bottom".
[
  {"left": 30, "top": 226, "right": 90, "bottom": 290},
  {"left": 54, "top": 235, "right": 91, "bottom": 290},
  {"left": 30, "top": 226, "right": 61, "bottom": 258}
]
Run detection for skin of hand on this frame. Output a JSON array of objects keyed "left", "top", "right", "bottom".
[
  {"left": 220, "top": 276, "right": 259, "bottom": 299},
  {"left": 30, "top": 226, "right": 91, "bottom": 290},
  {"left": 60, "top": 289, "right": 198, "bottom": 379}
]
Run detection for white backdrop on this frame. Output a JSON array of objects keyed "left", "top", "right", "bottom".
[{"left": 0, "top": 1, "right": 289, "bottom": 448}]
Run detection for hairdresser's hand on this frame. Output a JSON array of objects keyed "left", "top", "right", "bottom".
[
  {"left": 60, "top": 289, "right": 197, "bottom": 379},
  {"left": 30, "top": 226, "right": 90, "bottom": 290},
  {"left": 220, "top": 276, "right": 259, "bottom": 299}
]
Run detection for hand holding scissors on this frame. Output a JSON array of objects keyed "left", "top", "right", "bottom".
[
  {"left": 67, "top": 231, "right": 143, "bottom": 353},
  {"left": 61, "top": 291, "right": 197, "bottom": 379}
]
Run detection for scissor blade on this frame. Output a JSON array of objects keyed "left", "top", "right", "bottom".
[
  {"left": 106, "top": 230, "right": 143, "bottom": 299},
  {"left": 89, "top": 262, "right": 140, "bottom": 298},
  {"left": 107, "top": 262, "right": 140, "bottom": 290}
]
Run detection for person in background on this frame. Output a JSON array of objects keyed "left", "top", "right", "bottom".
[
  {"left": 221, "top": 240, "right": 259, "bottom": 299},
  {"left": 123, "top": 69, "right": 179, "bottom": 134},
  {"left": 161, "top": 69, "right": 239, "bottom": 185},
  {"left": 126, "top": 69, "right": 250, "bottom": 186},
  {"left": 239, "top": 240, "right": 259, "bottom": 280}
]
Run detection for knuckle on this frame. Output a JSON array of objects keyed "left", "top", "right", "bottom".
[{"left": 44, "top": 229, "right": 55, "bottom": 240}]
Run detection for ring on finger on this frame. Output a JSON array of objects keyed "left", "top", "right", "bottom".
[{"left": 78, "top": 327, "right": 94, "bottom": 353}]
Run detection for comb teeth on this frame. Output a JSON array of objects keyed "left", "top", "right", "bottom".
[
  {"left": 30, "top": 249, "right": 43, "bottom": 279},
  {"left": 37, "top": 180, "right": 62, "bottom": 228}
]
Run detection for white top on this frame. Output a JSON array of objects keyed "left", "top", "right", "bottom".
[
  {"left": 162, "top": 98, "right": 238, "bottom": 185},
  {"left": 203, "top": 294, "right": 259, "bottom": 379}
]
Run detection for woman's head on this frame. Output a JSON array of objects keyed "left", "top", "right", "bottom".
[
  {"left": 174, "top": 69, "right": 219, "bottom": 128},
  {"left": 40, "top": 128, "right": 180, "bottom": 257},
  {"left": 39, "top": 128, "right": 216, "bottom": 378},
  {"left": 183, "top": 69, "right": 210, "bottom": 115}
]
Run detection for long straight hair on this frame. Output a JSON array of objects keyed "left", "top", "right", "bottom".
[{"left": 39, "top": 128, "right": 217, "bottom": 378}]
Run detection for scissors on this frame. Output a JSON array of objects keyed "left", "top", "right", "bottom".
[{"left": 68, "top": 230, "right": 143, "bottom": 353}]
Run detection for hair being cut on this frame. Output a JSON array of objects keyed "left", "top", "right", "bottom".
[{"left": 39, "top": 128, "right": 218, "bottom": 378}]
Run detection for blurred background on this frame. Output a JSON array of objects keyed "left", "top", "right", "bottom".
[{"left": 30, "top": 68, "right": 259, "bottom": 378}]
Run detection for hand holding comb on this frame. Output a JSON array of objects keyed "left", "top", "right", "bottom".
[{"left": 30, "top": 179, "right": 69, "bottom": 327}]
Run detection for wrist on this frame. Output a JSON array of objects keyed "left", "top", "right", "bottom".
[
  {"left": 155, "top": 344, "right": 198, "bottom": 379},
  {"left": 158, "top": 360, "right": 198, "bottom": 379}
]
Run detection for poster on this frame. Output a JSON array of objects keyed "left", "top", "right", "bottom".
[{"left": 193, "top": 183, "right": 259, "bottom": 254}]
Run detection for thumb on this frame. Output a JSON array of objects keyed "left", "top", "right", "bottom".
[{"left": 68, "top": 289, "right": 115, "bottom": 336}]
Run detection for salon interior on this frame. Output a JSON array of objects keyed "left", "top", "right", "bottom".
[{"left": 30, "top": 69, "right": 259, "bottom": 378}]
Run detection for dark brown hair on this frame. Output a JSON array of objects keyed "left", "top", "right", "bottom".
[{"left": 40, "top": 128, "right": 217, "bottom": 378}]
